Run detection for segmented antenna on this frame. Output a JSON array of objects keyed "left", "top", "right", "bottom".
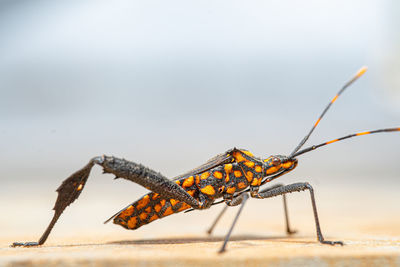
[
  {"left": 292, "top": 127, "right": 400, "bottom": 157},
  {"left": 289, "top": 66, "right": 368, "bottom": 158}
]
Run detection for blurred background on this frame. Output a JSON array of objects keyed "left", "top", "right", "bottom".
[{"left": 0, "top": 0, "right": 399, "bottom": 244}]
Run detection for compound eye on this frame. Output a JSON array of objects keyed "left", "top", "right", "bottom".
[{"left": 272, "top": 157, "right": 281, "bottom": 166}]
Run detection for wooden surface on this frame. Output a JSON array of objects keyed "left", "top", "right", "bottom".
[
  {"left": 2, "top": 234, "right": 400, "bottom": 266},
  {"left": 1, "top": 178, "right": 399, "bottom": 266}
]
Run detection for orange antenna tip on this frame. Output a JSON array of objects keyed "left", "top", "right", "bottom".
[
  {"left": 289, "top": 66, "right": 370, "bottom": 157},
  {"left": 331, "top": 94, "right": 339, "bottom": 103},
  {"left": 356, "top": 131, "right": 370, "bottom": 136},
  {"left": 356, "top": 66, "right": 368, "bottom": 78},
  {"left": 326, "top": 139, "right": 339, "bottom": 145}
]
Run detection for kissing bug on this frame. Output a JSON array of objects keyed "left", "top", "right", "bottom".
[{"left": 11, "top": 67, "right": 399, "bottom": 253}]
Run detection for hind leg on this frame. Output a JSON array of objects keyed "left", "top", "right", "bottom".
[{"left": 11, "top": 155, "right": 204, "bottom": 247}]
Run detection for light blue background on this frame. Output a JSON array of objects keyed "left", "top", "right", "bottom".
[{"left": 0, "top": 0, "right": 399, "bottom": 239}]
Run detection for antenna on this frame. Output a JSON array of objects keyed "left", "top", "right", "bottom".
[
  {"left": 291, "top": 127, "right": 400, "bottom": 157},
  {"left": 289, "top": 66, "right": 368, "bottom": 158}
]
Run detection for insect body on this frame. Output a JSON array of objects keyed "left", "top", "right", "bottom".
[
  {"left": 11, "top": 67, "right": 399, "bottom": 253},
  {"left": 109, "top": 150, "right": 296, "bottom": 230}
]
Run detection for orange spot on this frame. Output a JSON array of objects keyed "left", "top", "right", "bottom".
[
  {"left": 195, "top": 175, "right": 200, "bottom": 185},
  {"left": 218, "top": 186, "right": 225, "bottom": 193},
  {"left": 356, "top": 131, "right": 370, "bottom": 136},
  {"left": 145, "top": 206, "right": 152, "bottom": 213},
  {"left": 244, "top": 161, "right": 255, "bottom": 168},
  {"left": 77, "top": 184, "right": 83, "bottom": 191},
  {"left": 224, "top": 164, "right": 233, "bottom": 173},
  {"left": 178, "top": 203, "right": 191, "bottom": 211},
  {"left": 200, "top": 185, "right": 215, "bottom": 195},
  {"left": 263, "top": 157, "right": 272, "bottom": 162},
  {"left": 213, "top": 171, "right": 223, "bottom": 179},
  {"left": 152, "top": 193, "right": 160, "bottom": 200},
  {"left": 175, "top": 180, "right": 181, "bottom": 185},
  {"left": 119, "top": 205, "right": 134, "bottom": 218},
  {"left": 234, "top": 170, "right": 242, "bottom": 177},
  {"left": 139, "top": 212, "right": 148, "bottom": 221},
  {"left": 281, "top": 162, "right": 293, "bottom": 169},
  {"left": 237, "top": 182, "right": 246, "bottom": 189},
  {"left": 226, "top": 187, "right": 236, "bottom": 194},
  {"left": 233, "top": 152, "right": 246, "bottom": 162},
  {"left": 160, "top": 199, "right": 166, "bottom": 207},
  {"left": 154, "top": 204, "right": 162, "bottom": 213},
  {"left": 246, "top": 171, "right": 253, "bottom": 182},
  {"left": 200, "top": 172, "right": 210, "bottom": 180},
  {"left": 326, "top": 139, "right": 339, "bottom": 145},
  {"left": 136, "top": 195, "right": 150, "bottom": 210},
  {"left": 163, "top": 206, "right": 173, "bottom": 216},
  {"left": 356, "top": 66, "right": 368, "bottom": 77},
  {"left": 255, "top": 166, "right": 262, "bottom": 173},
  {"left": 331, "top": 95, "right": 339, "bottom": 104},
  {"left": 314, "top": 118, "right": 321, "bottom": 127},
  {"left": 268, "top": 161, "right": 274, "bottom": 166},
  {"left": 242, "top": 150, "right": 254, "bottom": 157},
  {"left": 266, "top": 166, "right": 279, "bottom": 175},
  {"left": 170, "top": 199, "right": 179, "bottom": 206},
  {"left": 251, "top": 178, "right": 260, "bottom": 186},
  {"left": 182, "top": 176, "right": 194, "bottom": 187},
  {"left": 148, "top": 214, "right": 158, "bottom": 222},
  {"left": 127, "top": 217, "right": 137, "bottom": 229},
  {"left": 187, "top": 190, "right": 195, "bottom": 196}
]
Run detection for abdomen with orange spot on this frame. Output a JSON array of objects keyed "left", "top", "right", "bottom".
[
  {"left": 112, "top": 150, "right": 263, "bottom": 230},
  {"left": 113, "top": 178, "right": 200, "bottom": 230}
]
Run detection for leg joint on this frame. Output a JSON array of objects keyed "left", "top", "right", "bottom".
[
  {"left": 304, "top": 182, "right": 313, "bottom": 192},
  {"left": 91, "top": 155, "right": 105, "bottom": 165}
]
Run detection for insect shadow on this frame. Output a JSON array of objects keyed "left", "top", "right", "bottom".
[{"left": 108, "top": 234, "right": 290, "bottom": 245}]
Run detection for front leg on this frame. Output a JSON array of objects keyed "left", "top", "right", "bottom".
[
  {"left": 11, "top": 155, "right": 203, "bottom": 247},
  {"left": 207, "top": 184, "right": 296, "bottom": 236},
  {"left": 257, "top": 184, "right": 297, "bottom": 235},
  {"left": 251, "top": 182, "right": 343, "bottom": 246}
]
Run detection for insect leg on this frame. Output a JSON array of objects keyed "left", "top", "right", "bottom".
[
  {"left": 218, "top": 193, "right": 249, "bottom": 253},
  {"left": 207, "top": 192, "right": 248, "bottom": 236},
  {"left": 11, "top": 155, "right": 204, "bottom": 247},
  {"left": 11, "top": 161, "right": 95, "bottom": 247},
  {"left": 207, "top": 184, "right": 296, "bottom": 236},
  {"left": 251, "top": 182, "right": 343, "bottom": 246},
  {"left": 206, "top": 205, "right": 228, "bottom": 235},
  {"left": 259, "top": 184, "right": 297, "bottom": 235},
  {"left": 97, "top": 156, "right": 202, "bottom": 208},
  {"left": 206, "top": 193, "right": 246, "bottom": 235}
]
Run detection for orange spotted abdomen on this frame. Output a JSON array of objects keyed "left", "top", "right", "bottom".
[{"left": 113, "top": 179, "right": 199, "bottom": 230}]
